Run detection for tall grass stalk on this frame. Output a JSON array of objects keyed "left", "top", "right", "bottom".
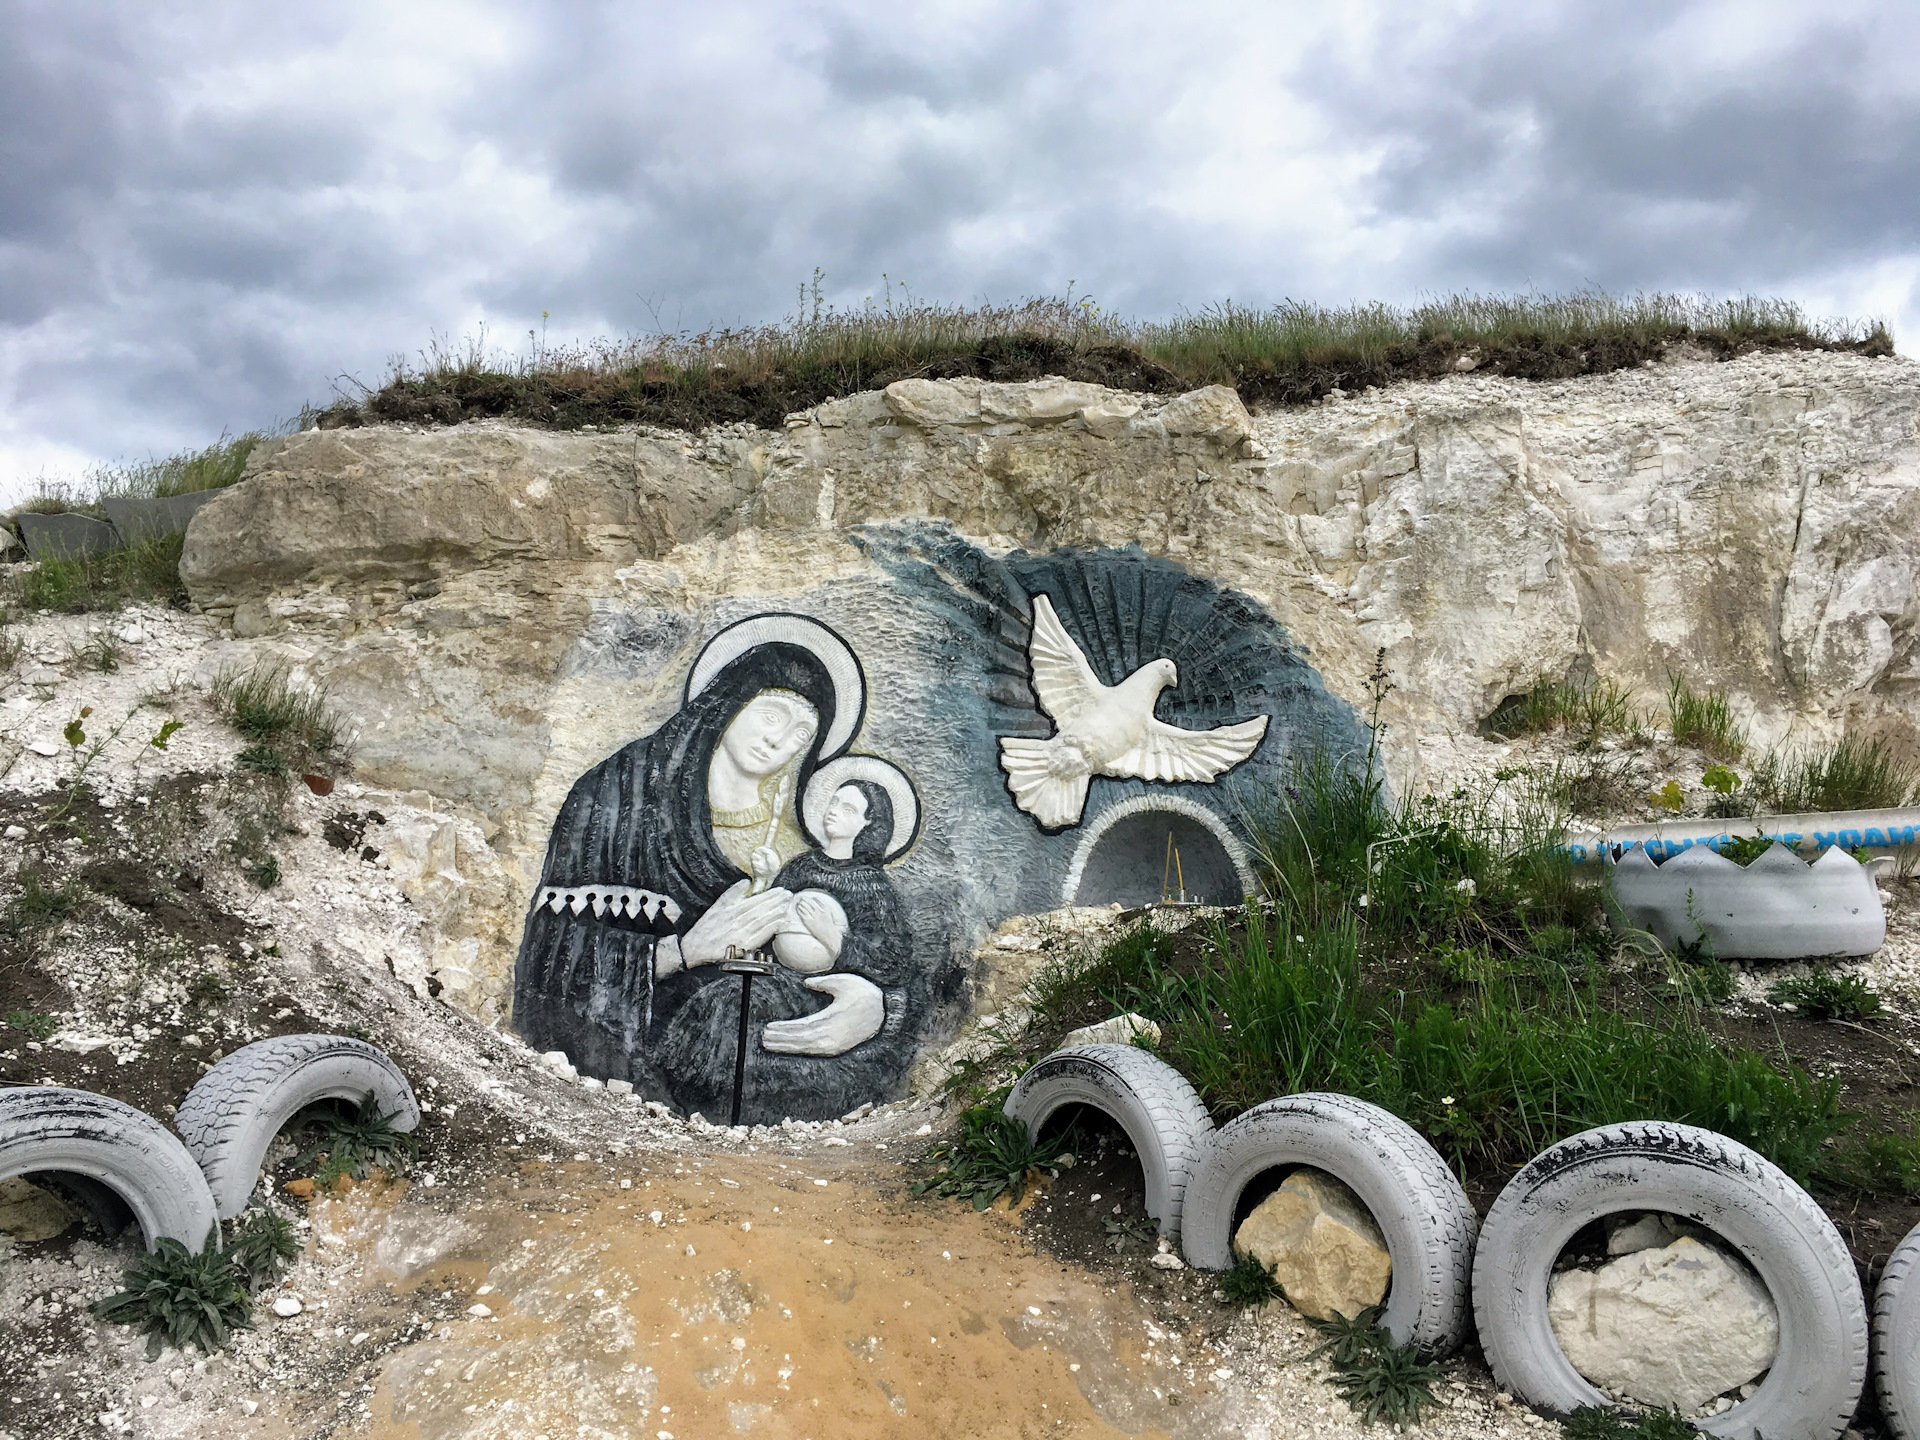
[
  {"left": 1752, "top": 734, "right": 1920, "bottom": 812},
  {"left": 1664, "top": 675, "right": 1746, "bottom": 761}
]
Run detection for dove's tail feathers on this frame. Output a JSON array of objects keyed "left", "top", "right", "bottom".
[{"left": 999, "top": 737, "right": 1091, "bottom": 829}]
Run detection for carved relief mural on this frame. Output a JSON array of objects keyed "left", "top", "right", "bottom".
[{"left": 513, "top": 524, "right": 1369, "bottom": 1122}]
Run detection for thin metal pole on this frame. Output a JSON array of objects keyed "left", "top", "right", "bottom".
[{"left": 730, "top": 970, "right": 755, "bottom": 1128}]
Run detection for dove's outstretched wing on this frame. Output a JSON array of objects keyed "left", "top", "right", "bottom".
[
  {"left": 1024, "top": 593, "right": 1106, "bottom": 724},
  {"left": 1111, "top": 714, "right": 1270, "bottom": 784}
]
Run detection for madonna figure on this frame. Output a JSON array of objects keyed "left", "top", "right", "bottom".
[
  {"left": 511, "top": 614, "right": 866, "bottom": 1097},
  {"left": 656, "top": 757, "right": 919, "bottom": 1123}
]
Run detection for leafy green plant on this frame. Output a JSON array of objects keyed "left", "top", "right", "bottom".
[
  {"left": 1649, "top": 780, "right": 1684, "bottom": 813},
  {"left": 1303, "top": 1305, "right": 1442, "bottom": 1426},
  {"left": 226, "top": 1208, "right": 301, "bottom": 1290},
  {"left": 1700, "top": 762, "right": 1744, "bottom": 817},
  {"left": 1666, "top": 675, "right": 1745, "bottom": 761},
  {"left": 1103, "top": 1213, "right": 1157, "bottom": 1255},
  {"left": 1751, "top": 733, "right": 1920, "bottom": 812},
  {"left": 294, "top": 1093, "right": 419, "bottom": 1184},
  {"left": 2, "top": 869, "right": 82, "bottom": 934},
  {"left": 1819, "top": 1123, "right": 1920, "bottom": 1197},
  {"left": 1220, "top": 1251, "right": 1286, "bottom": 1306},
  {"left": 242, "top": 855, "right": 280, "bottom": 889},
  {"left": 1767, "top": 969, "right": 1883, "bottom": 1022},
  {"left": 93, "top": 1232, "right": 253, "bottom": 1359},
  {"left": 911, "top": 1107, "right": 1075, "bottom": 1210},
  {"left": 6, "top": 533, "right": 193, "bottom": 613},
  {"left": 5, "top": 1009, "right": 59, "bottom": 1039},
  {"left": 1562, "top": 1405, "right": 1700, "bottom": 1439},
  {"left": 237, "top": 743, "right": 290, "bottom": 777},
  {"left": 1717, "top": 832, "right": 1777, "bottom": 866}
]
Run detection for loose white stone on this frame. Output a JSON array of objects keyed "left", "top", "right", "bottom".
[
  {"left": 466, "top": 1303, "right": 492, "bottom": 1318},
  {"left": 270, "top": 1296, "right": 303, "bottom": 1317},
  {"left": 1061, "top": 1013, "right": 1162, "bottom": 1049},
  {"left": 606, "top": 1079, "right": 634, "bottom": 1096},
  {"left": 1547, "top": 1236, "right": 1778, "bottom": 1411},
  {"left": 1233, "top": 1168, "right": 1390, "bottom": 1321},
  {"left": 26, "top": 739, "right": 60, "bottom": 757},
  {"left": 3, "top": 825, "right": 26, "bottom": 840},
  {"left": 1150, "top": 1252, "right": 1185, "bottom": 1270}
]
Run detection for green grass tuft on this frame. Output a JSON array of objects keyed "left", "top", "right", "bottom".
[
  {"left": 294, "top": 1092, "right": 418, "bottom": 1184},
  {"left": 1751, "top": 733, "right": 1920, "bottom": 812},
  {"left": 1562, "top": 1406, "right": 1698, "bottom": 1440},
  {"left": 209, "top": 661, "right": 343, "bottom": 765},
  {"left": 5, "top": 1009, "right": 59, "bottom": 1040},
  {"left": 1665, "top": 674, "right": 1745, "bottom": 761},
  {"left": 5, "top": 534, "right": 190, "bottom": 614},
  {"left": 1304, "top": 1305, "right": 1442, "bottom": 1426},
  {"left": 226, "top": 1208, "right": 301, "bottom": 1291}
]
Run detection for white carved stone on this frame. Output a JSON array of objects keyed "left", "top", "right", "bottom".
[
  {"left": 1232, "top": 1167, "right": 1393, "bottom": 1322},
  {"left": 1606, "top": 842, "right": 1885, "bottom": 958},
  {"left": 1061, "top": 1013, "right": 1162, "bottom": 1048},
  {"left": 1547, "top": 1236, "right": 1778, "bottom": 1411},
  {"left": 998, "top": 593, "right": 1269, "bottom": 828}
]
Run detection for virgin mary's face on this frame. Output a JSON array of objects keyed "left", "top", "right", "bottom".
[{"left": 719, "top": 693, "right": 819, "bottom": 778}]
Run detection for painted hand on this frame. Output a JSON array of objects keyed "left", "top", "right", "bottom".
[
  {"left": 794, "top": 892, "right": 848, "bottom": 955},
  {"left": 759, "top": 974, "right": 885, "bottom": 1057},
  {"left": 749, "top": 845, "right": 782, "bottom": 891},
  {"left": 680, "top": 878, "right": 794, "bottom": 966}
]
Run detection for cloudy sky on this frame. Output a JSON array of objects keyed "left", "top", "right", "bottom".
[{"left": 3, "top": 0, "right": 1916, "bottom": 497}]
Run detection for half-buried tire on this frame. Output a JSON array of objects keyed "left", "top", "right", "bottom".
[
  {"left": 174, "top": 1033, "right": 420, "bottom": 1218},
  {"left": 1873, "top": 1221, "right": 1920, "bottom": 1440},
  {"left": 0, "top": 1087, "right": 218, "bottom": 1250},
  {"left": 1473, "top": 1120, "right": 1865, "bottom": 1440},
  {"left": 1178, "top": 1092, "right": 1478, "bottom": 1354},
  {"left": 1002, "top": 1043, "right": 1211, "bottom": 1241}
]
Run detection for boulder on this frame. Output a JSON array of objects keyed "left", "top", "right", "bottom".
[
  {"left": 1547, "top": 1235, "right": 1778, "bottom": 1411},
  {"left": 0, "top": 1176, "right": 77, "bottom": 1242},
  {"left": 1061, "top": 1013, "right": 1162, "bottom": 1048},
  {"left": 1158, "top": 385, "right": 1255, "bottom": 447},
  {"left": 1232, "top": 1167, "right": 1392, "bottom": 1321}
]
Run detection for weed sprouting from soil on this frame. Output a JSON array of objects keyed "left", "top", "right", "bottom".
[
  {"left": 1485, "top": 674, "right": 1644, "bottom": 745},
  {"left": 1302, "top": 1306, "right": 1442, "bottom": 1426},
  {"left": 226, "top": 1208, "right": 301, "bottom": 1291},
  {"left": 1220, "top": 1252, "right": 1286, "bottom": 1307},
  {"left": 94, "top": 1232, "right": 253, "bottom": 1359},
  {"left": 293, "top": 1093, "right": 418, "bottom": 1184},
  {"left": 1767, "top": 970, "right": 1884, "bottom": 1022},
  {"left": 912, "top": 1107, "right": 1077, "bottom": 1211},
  {"left": 5, "top": 1008, "right": 59, "bottom": 1039},
  {"left": 2, "top": 869, "right": 83, "bottom": 934},
  {"left": 5, "top": 534, "right": 191, "bottom": 614},
  {"left": 1563, "top": 1406, "right": 1698, "bottom": 1440}
]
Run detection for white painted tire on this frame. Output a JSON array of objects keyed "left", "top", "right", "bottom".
[
  {"left": 1874, "top": 1221, "right": 1920, "bottom": 1439},
  {"left": 1179, "top": 1092, "right": 1478, "bottom": 1354},
  {"left": 0, "top": 1087, "right": 218, "bottom": 1249},
  {"left": 1473, "top": 1121, "right": 1865, "bottom": 1440},
  {"left": 174, "top": 1034, "right": 420, "bottom": 1218},
  {"left": 1002, "top": 1043, "right": 1211, "bottom": 1241}
]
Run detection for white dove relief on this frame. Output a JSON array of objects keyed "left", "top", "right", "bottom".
[{"left": 997, "top": 593, "right": 1271, "bottom": 829}]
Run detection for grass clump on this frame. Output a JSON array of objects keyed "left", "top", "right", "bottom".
[
  {"left": 2, "top": 869, "right": 83, "bottom": 935},
  {"left": 1220, "top": 1251, "right": 1286, "bottom": 1307},
  {"left": 319, "top": 287, "right": 1889, "bottom": 434},
  {"left": 210, "top": 661, "right": 343, "bottom": 767},
  {"left": 5, "top": 534, "right": 190, "bottom": 614},
  {"left": 1665, "top": 675, "right": 1745, "bottom": 761},
  {"left": 94, "top": 1232, "right": 253, "bottom": 1359},
  {"left": 1486, "top": 674, "right": 1643, "bottom": 744},
  {"left": 912, "top": 1106, "right": 1076, "bottom": 1211},
  {"left": 1767, "top": 970, "right": 1883, "bottom": 1022},
  {"left": 1751, "top": 734, "right": 1920, "bottom": 812},
  {"left": 293, "top": 1093, "right": 418, "bottom": 1185}
]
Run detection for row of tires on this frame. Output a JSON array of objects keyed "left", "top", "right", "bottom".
[
  {"left": 0, "top": 1034, "right": 418, "bottom": 1247},
  {"left": 1005, "top": 1042, "right": 1920, "bottom": 1440}
]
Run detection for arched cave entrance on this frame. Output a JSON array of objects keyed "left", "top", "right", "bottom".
[{"left": 1065, "top": 797, "right": 1252, "bottom": 908}]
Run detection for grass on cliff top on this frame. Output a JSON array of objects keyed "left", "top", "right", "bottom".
[
  {"left": 319, "top": 284, "right": 1894, "bottom": 433},
  {"left": 13, "top": 431, "right": 267, "bottom": 519}
]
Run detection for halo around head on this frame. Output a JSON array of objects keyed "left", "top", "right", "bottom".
[
  {"left": 803, "top": 756, "right": 920, "bottom": 861},
  {"left": 686, "top": 613, "right": 865, "bottom": 759}
]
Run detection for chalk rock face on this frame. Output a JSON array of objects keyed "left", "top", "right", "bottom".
[
  {"left": 1232, "top": 1167, "right": 1391, "bottom": 1321},
  {"left": 172, "top": 356, "right": 1920, "bottom": 1062},
  {"left": 1548, "top": 1235, "right": 1778, "bottom": 1411}
]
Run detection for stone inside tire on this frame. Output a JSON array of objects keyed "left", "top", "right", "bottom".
[
  {"left": 1473, "top": 1120, "right": 1865, "bottom": 1440},
  {"left": 174, "top": 1033, "right": 420, "bottom": 1218},
  {"left": 0, "top": 1087, "right": 218, "bottom": 1249},
  {"left": 1873, "top": 1220, "right": 1920, "bottom": 1439},
  {"left": 1002, "top": 1043, "right": 1211, "bottom": 1240},
  {"left": 1178, "top": 1091, "right": 1479, "bottom": 1354}
]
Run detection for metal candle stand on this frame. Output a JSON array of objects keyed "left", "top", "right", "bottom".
[{"left": 720, "top": 945, "right": 777, "bottom": 1127}]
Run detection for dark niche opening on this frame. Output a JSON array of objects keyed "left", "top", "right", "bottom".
[{"left": 1072, "top": 808, "right": 1243, "bottom": 908}]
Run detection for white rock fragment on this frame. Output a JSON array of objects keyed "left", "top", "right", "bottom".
[
  {"left": 1061, "top": 1013, "right": 1162, "bottom": 1049},
  {"left": 606, "top": 1079, "right": 634, "bottom": 1096},
  {"left": 466, "top": 1303, "right": 492, "bottom": 1318},
  {"left": 26, "top": 739, "right": 61, "bottom": 757},
  {"left": 1547, "top": 1236, "right": 1778, "bottom": 1411},
  {"left": 270, "top": 1296, "right": 303, "bottom": 1317},
  {"left": 1233, "top": 1167, "right": 1390, "bottom": 1321}
]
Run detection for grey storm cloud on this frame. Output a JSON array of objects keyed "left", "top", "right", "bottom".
[{"left": 1, "top": 1, "right": 1916, "bottom": 492}]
